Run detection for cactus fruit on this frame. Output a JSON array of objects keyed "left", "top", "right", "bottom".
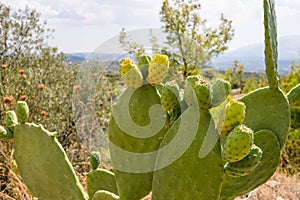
[
  {"left": 14, "top": 123, "right": 87, "bottom": 200},
  {"left": 147, "top": 54, "right": 169, "bottom": 86},
  {"left": 160, "top": 82, "right": 180, "bottom": 112},
  {"left": 224, "top": 145, "right": 262, "bottom": 177},
  {"left": 0, "top": 125, "right": 13, "bottom": 141},
  {"left": 184, "top": 75, "right": 211, "bottom": 110},
  {"left": 211, "top": 78, "right": 231, "bottom": 107},
  {"left": 90, "top": 151, "right": 101, "bottom": 170},
  {"left": 87, "top": 169, "right": 118, "bottom": 199},
  {"left": 4, "top": 111, "right": 18, "bottom": 133},
  {"left": 221, "top": 125, "right": 254, "bottom": 162},
  {"left": 220, "top": 98, "right": 246, "bottom": 136},
  {"left": 119, "top": 58, "right": 143, "bottom": 88},
  {"left": 15, "top": 101, "right": 29, "bottom": 123},
  {"left": 92, "top": 190, "right": 119, "bottom": 200}
]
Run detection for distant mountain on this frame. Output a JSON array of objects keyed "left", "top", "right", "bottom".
[
  {"left": 66, "top": 35, "right": 300, "bottom": 74},
  {"left": 212, "top": 35, "right": 300, "bottom": 74}
]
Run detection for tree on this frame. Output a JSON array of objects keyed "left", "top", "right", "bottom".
[
  {"left": 119, "top": 0, "right": 234, "bottom": 79},
  {"left": 160, "top": 0, "right": 234, "bottom": 78},
  {"left": 0, "top": 3, "right": 53, "bottom": 66}
]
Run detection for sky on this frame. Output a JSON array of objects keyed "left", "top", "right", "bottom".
[{"left": 2, "top": 0, "right": 300, "bottom": 53}]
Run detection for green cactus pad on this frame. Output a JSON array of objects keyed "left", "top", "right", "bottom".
[
  {"left": 147, "top": 54, "right": 169, "bottom": 86},
  {"left": 221, "top": 125, "right": 253, "bottom": 162},
  {"left": 15, "top": 101, "right": 29, "bottom": 123},
  {"left": 240, "top": 87, "right": 290, "bottom": 148},
  {"left": 152, "top": 111, "right": 224, "bottom": 199},
  {"left": 92, "top": 190, "right": 119, "bottom": 200},
  {"left": 14, "top": 123, "right": 87, "bottom": 200},
  {"left": 119, "top": 58, "right": 143, "bottom": 88},
  {"left": 184, "top": 75, "right": 211, "bottom": 110},
  {"left": 224, "top": 144, "right": 263, "bottom": 177},
  {"left": 160, "top": 83, "right": 180, "bottom": 112},
  {"left": 87, "top": 169, "right": 118, "bottom": 199},
  {"left": 109, "top": 84, "right": 168, "bottom": 199},
  {"left": 211, "top": 78, "right": 231, "bottom": 107},
  {"left": 220, "top": 129, "right": 280, "bottom": 199},
  {"left": 286, "top": 83, "right": 300, "bottom": 106},
  {"left": 90, "top": 151, "right": 101, "bottom": 170},
  {"left": 5, "top": 111, "right": 18, "bottom": 132},
  {"left": 0, "top": 125, "right": 13, "bottom": 141}
]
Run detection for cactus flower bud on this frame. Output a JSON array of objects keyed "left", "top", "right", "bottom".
[{"left": 15, "top": 101, "right": 29, "bottom": 123}]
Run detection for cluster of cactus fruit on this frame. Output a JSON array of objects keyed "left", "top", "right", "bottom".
[{"left": 0, "top": 0, "right": 298, "bottom": 199}]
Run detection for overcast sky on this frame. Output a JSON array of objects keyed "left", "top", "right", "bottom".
[{"left": 2, "top": 0, "right": 300, "bottom": 53}]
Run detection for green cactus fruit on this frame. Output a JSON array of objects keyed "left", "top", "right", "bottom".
[
  {"left": 14, "top": 123, "right": 87, "bottom": 200},
  {"left": 5, "top": 111, "right": 18, "bottom": 132},
  {"left": 87, "top": 168, "right": 118, "bottom": 199},
  {"left": 109, "top": 84, "right": 168, "bottom": 200},
  {"left": 224, "top": 145, "right": 263, "bottom": 177},
  {"left": 15, "top": 101, "right": 29, "bottom": 123},
  {"left": 184, "top": 75, "right": 211, "bottom": 111},
  {"left": 0, "top": 125, "right": 13, "bottom": 141},
  {"left": 219, "top": 98, "right": 246, "bottom": 136},
  {"left": 92, "top": 190, "right": 119, "bottom": 200},
  {"left": 147, "top": 54, "right": 169, "bottom": 86},
  {"left": 211, "top": 78, "right": 231, "bottom": 107},
  {"left": 137, "top": 54, "right": 151, "bottom": 79},
  {"left": 119, "top": 58, "right": 143, "bottom": 88},
  {"left": 90, "top": 151, "right": 101, "bottom": 170},
  {"left": 221, "top": 125, "right": 254, "bottom": 162},
  {"left": 160, "top": 82, "right": 180, "bottom": 112}
]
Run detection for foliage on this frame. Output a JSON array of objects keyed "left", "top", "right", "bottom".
[
  {"left": 119, "top": 0, "right": 234, "bottom": 80},
  {"left": 160, "top": 0, "right": 234, "bottom": 78}
]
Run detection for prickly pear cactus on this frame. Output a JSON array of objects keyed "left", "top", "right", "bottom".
[
  {"left": 14, "top": 123, "right": 88, "bottom": 200},
  {"left": 108, "top": 1, "right": 292, "bottom": 200}
]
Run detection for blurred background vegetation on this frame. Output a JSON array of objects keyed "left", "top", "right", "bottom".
[{"left": 0, "top": 0, "right": 299, "bottom": 199}]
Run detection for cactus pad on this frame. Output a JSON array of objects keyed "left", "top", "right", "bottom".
[
  {"left": 14, "top": 123, "right": 87, "bottom": 200},
  {"left": 224, "top": 145, "right": 263, "bottom": 177},
  {"left": 15, "top": 101, "right": 29, "bottom": 123},
  {"left": 109, "top": 84, "right": 168, "bottom": 199},
  {"left": 87, "top": 169, "right": 118, "bottom": 199},
  {"left": 211, "top": 78, "right": 231, "bottom": 107}
]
